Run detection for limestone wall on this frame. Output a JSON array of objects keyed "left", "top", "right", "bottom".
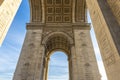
[
  {"left": 73, "top": 29, "right": 100, "bottom": 80},
  {"left": 86, "top": 0, "right": 120, "bottom": 80},
  {"left": 0, "top": 0, "right": 21, "bottom": 45},
  {"left": 107, "top": 0, "right": 120, "bottom": 25},
  {"left": 13, "top": 29, "right": 45, "bottom": 80}
]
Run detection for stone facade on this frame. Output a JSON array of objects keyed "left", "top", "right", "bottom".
[
  {"left": 13, "top": 29, "right": 44, "bottom": 80},
  {"left": 0, "top": 0, "right": 21, "bottom": 45},
  {"left": 86, "top": 0, "right": 120, "bottom": 80},
  {"left": 13, "top": 0, "right": 101, "bottom": 80},
  {"left": 73, "top": 29, "right": 100, "bottom": 80},
  {"left": 13, "top": 0, "right": 120, "bottom": 80},
  {"left": 13, "top": 23, "right": 101, "bottom": 80}
]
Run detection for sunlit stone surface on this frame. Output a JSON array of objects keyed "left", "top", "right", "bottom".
[
  {"left": 0, "top": 0, "right": 21, "bottom": 45},
  {"left": 13, "top": 0, "right": 120, "bottom": 80}
]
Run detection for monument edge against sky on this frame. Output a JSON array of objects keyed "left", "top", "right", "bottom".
[{"left": 0, "top": 0, "right": 22, "bottom": 46}]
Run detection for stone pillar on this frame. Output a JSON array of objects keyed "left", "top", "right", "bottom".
[
  {"left": 73, "top": 28, "right": 100, "bottom": 80},
  {"left": 86, "top": 0, "right": 120, "bottom": 79},
  {"left": 44, "top": 57, "right": 50, "bottom": 80},
  {"left": 70, "top": 45, "right": 79, "bottom": 80},
  {"left": 13, "top": 26, "right": 45, "bottom": 80}
]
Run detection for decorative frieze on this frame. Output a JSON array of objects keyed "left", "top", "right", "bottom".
[{"left": 99, "top": 29, "right": 116, "bottom": 66}]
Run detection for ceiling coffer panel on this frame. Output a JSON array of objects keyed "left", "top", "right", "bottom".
[
  {"left": 29, "top": 0, "right": 86, "bottom": 23},
  {"left": 45, "top": 0, "right": 72, "bottom": 23}
]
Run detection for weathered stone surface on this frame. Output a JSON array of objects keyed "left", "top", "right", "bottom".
[
  {"left": 74, "top": 29, "right": 100, "bottom": 80},
  {"left": 86, "top": 0, "right": 120, "bottom": 80},
  {"left": 13, "top": 0, "right": 120, "bottom": 80},
  {"left": 13, "top": 29, "right": 45, "bottom": 80},
  {"left": 107, "top": 0, "right": 120, "bottom": 25}
]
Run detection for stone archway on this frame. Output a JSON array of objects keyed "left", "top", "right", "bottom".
[
  {"left": 13, "top": 0, "right": 120, "bottom": 80},
  {"left": 13, "top": 24, "right": 101, "bottom": 80},
  {"left": 13, "top": 0, "right": 100, "bottom": 80},
  {"left": 42, "top": 33, "right": 72, "bottom": 80}
]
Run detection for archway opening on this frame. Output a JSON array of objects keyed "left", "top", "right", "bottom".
[{"left": 48, "top": 51, "right": 69, "bottom": 80}]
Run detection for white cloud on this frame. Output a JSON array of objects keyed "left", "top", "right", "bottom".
[
  {"left": 0, "top": 50, "right": 19, "bottom": 80},
  {"left": 48, "top": 52, "right": 69, "bottom": 80},
  {"left": 0, "top": 31, "right": 25, "bottom": 80},
  {"left": 48, "top": 74, "right": 69, "bottom": 80},
  {"left": 5, "top": 31, "right": 26, "bottom": 47},
  {"left": 49, "top": 52, "right": 68, "bottom": 67}
]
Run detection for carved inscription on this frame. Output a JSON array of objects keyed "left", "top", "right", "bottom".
[{"left": 99, "top": 29, "right": 116, "bottom": 66}]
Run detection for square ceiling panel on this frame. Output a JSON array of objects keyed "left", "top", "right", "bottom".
[{"left": 45, "top": 0, "right": 72, "bottom": 23}]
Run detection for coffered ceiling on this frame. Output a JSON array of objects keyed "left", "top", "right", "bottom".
[{"left": 29, "top": 0, "right": 86, "bottom": 23}]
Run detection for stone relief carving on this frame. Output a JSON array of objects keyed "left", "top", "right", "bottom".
[
  {"left": 42, "top": 28, "right": 73, "bottom": 39},
  {"left": 99, "top": 29, "right": 116, "bottom": 66}
]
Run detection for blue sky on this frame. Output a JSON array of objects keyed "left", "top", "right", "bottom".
[
  {"left": 0, "top": 0, "right": 107, "bottom": 80},
  {"left": 48, "top": 51, "right": 69, "bottom": 80},
  {"left": 0, "top": 0, "right": 29, "bottom": 80}
]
